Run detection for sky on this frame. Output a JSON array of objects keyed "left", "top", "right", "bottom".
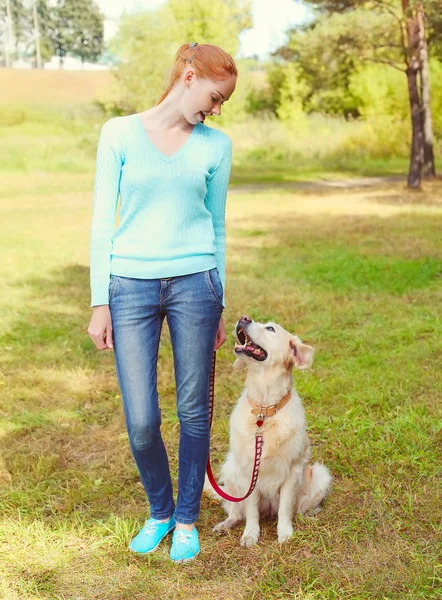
[{"left": 95, "top": 0, "right": 310, "bottom": 59}]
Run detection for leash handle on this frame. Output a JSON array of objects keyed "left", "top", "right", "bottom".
[{"left": 206, "top": 351, "right": 263, "bottom": 503}]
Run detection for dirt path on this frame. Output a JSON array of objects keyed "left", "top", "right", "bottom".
[{"left": 230, "top": 175, "right": 407, "bottom": 194}]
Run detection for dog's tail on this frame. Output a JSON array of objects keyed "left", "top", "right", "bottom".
[{"left": 297, "top": 462, "right": 332, "bottom": 515}]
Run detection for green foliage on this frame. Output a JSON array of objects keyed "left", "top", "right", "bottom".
[
  {"left": 285, "top": 9, "right": 402, "bottom": 116},
  {"left": 429, "top": 59, "right": 442, "bottom": 137},
  {"left": 68, "top": 0, "right": 104, "bottom": 64},
  {"left": 108, "top": 5, "right": 178, "bottom": 113},
  {"left": 168, "top": 0, "right": 251, "bottom": 57},
  {"left": 344, "top": 59, "right": 442, "bottom": 156},
  {"left": 349, "top": 63, "right": 409, "bottom": 119},
  {"left": 108, "top": 0, "right": 252, "bottom": 114},
  {"left": 340, "top": 116, "right": 410, "bottom": 159},
  {"left": 275, "top": 62, "right": 308, "bottom": 128},
  {"left": 243, "top": 62, "right": 283, "bottom": 117},
  {"left": 0, "top": 0, "right": 104, "bottom": 65},
  {"left": 244, "top": 61, "right": 309, "bottom": 122},
  {"left": 348, "top": 57, "right": 442, "bottom": 130},
  {"left": 214, "top": 59, "right": 256, "bottom": 126},
  {"left": 35, "top": 0, "right": 56, "bottom": 62}
]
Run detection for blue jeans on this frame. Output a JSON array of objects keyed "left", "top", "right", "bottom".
[{"left": 109, "top": 268, "right": 224, "bottom": 525}]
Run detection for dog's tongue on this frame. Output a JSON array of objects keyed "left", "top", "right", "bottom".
[{"left": 248, "top": 344, "right": 264, "bottom": 356}]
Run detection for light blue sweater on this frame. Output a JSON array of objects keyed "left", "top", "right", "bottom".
[{"left": 90, "top": 113, "right": 232, "bottom": 307}]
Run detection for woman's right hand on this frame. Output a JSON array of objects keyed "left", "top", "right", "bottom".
[{"left": 87, "top": 305, "right": 114, "bottom": 350}]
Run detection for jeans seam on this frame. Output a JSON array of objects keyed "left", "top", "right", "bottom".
[{"left": 154, "top": 316, "right": 163, "bottom": 425}]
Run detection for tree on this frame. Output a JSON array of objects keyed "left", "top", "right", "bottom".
[
  {"left": 290, "top": 0, "right": 441, "bottom": 188},
  {"left": 68, "top": 0, "right": 103, "bottom": 65},
  {"left": 44, "top": 0, "right": 104, "bottom": 68},
  {"left": 34, "top": 0, "right": 56, "bottom": 64},
  {"left": 417, "top": 1, "right": 435, "bottom": 177},
  {"left": 0, "top": 0, "right": 29, "bottom": 62},
  {"left": 276, "top": 11, "right": 398, "bottom": 117}
]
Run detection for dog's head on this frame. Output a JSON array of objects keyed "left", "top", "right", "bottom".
[{"left": 233, "top": 316, "right": 314, "bottom": 373}]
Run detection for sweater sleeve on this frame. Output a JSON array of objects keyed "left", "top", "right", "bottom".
[
  {"left": 89, "top": 119, "right": 124, "bottom": 307},
  {"left": 205, "top": 136, "right": 232, "bottom": 308}
]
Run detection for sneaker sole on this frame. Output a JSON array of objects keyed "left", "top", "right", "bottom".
[
  {"left": 171, "top": 550, "right": 200, "bottom": 564},
  {"left": 129, "top": 523, "right": 176, "bottom": 555}
]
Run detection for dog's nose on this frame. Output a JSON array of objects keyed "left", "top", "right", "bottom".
[{"left": 240, "top": 316, "right": 252, "bottom": 323}]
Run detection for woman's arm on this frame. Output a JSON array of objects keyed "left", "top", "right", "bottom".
[
  {"left": 205, "top": 136, "right": 232, "bottom": 308},
  {"left": 89, "top": 119, "right": 124, "bottom": 307}
]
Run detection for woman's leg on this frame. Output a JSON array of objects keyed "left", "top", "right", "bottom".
[
  {"left": 164, "top": 269, "right": 224, "bottom": 527},
  {"left": 110, "top": 275, "right": 175, "bottom": 520}
]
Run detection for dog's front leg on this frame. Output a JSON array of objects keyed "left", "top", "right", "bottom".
[
  {"left": 240, "top": 493, "right": 260, "bottom": 547},
  {"left": 213, "top": 498, "right": 243, "bottom": 532},
  {"left": 277, "top": 465, "right": 303, "bottom": 543}
]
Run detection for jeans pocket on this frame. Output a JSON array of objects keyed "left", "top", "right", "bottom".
[
  {"left": 205, "top": 268, "right": 224, "bottom": 309},
  {"left": 108, "top": 274, "right": 119, "bottom": 303}
]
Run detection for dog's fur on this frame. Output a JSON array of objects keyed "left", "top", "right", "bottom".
[{"left": 204, "top": 317, "right": 332, "bottom": 547}]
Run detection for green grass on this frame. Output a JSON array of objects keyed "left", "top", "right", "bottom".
[
  {"left": 0, "top": 103, "right": 413, "bottom": 181},
  {"left": 1, "top": 99, "right": 441, "bottom": 598},
  {"left": 1, "top": 170, "right": 441, "bottom": 598}
]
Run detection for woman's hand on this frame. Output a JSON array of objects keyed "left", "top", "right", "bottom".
[
  {"left": 88, "top": 305, "right": 114, "bottom": 350},
  {"left": 214, "top": 316, "right": 227, "bottom": 351}
]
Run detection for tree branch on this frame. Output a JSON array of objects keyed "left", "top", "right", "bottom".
[
  {"left": 359, "top": 55, "right": 407, "bottom": 72},
  {"left": 371, "top": 0, "right": 408, "bottom": 63}
]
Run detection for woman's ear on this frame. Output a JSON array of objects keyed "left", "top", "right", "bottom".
[
  {"left": 184, "top": 69, "right": 195, "bottom": 86},
  {"left": 289, "top": 337, "right": 314, "bottom": 370}
]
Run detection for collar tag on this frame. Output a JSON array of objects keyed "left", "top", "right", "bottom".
[{"left": 256, "top": 414, "right": 265, "bottom": 428}]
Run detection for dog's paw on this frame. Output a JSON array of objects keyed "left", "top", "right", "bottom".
[
  {"left": 240, "top": 529, "right": 260, "bottom": 548},
  {"left": 277, "top": 523, "right": 294, "bottom": 543},
  {"left": 308, "top": 506, "right": 322, "bottom": 516}
]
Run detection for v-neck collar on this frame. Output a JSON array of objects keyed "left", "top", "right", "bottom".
[{"left": 134, "top": 113, "right": 200, "bottom": 163}]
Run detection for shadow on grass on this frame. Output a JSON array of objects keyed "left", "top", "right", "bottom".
[{"left": 1, "top": 209, "right": 441, "bottom": 598}]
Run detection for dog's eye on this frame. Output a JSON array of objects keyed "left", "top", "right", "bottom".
[{"left": 265, "top": 326, "right": 275, "bottom": 332}]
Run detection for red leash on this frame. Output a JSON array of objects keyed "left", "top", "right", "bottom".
[{"left": 206, "top": 351, "right": 264, "bottom": 502}]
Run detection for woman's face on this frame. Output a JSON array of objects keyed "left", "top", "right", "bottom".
[{"left": 182, "top": 71, "right": 237, "bottom": 125}]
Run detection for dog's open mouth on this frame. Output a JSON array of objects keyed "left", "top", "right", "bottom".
[{"left": 235, "top": 326, "right": 268, "bottom": 361}]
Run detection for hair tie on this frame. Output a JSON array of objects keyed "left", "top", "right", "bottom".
[{"left": 189, "top": 42, "right": 198, "bottom": 48}]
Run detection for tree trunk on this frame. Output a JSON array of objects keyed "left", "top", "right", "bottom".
[
  {"left": 406, "top": 65, "right": 424, "bottom": 188},
  {"left": 402, "top": 1, "right": 423, "bottom": 188},
  {"left": 416, "top": 2, "right": 436, "bottom": 178}
]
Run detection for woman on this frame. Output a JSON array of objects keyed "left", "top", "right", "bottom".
[{"left": 87, "top": 42, "right": 237, "bottom": 563}]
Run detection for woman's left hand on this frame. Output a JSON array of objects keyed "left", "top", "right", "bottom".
[{"left": 214, "top": 316, "right": 227, "bottom": 351}]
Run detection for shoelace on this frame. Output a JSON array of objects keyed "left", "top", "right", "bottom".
[
  {"left": 142, "top": 520, "right": 159, "bottom": 536},
  {"left": 174, "top": 531, "right": 193, "bottom": 545}
]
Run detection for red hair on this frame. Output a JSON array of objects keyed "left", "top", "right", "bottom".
[{"left": 157, "top": 43, "right": 237, "bottom": 104}]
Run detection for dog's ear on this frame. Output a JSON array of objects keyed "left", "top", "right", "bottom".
[
  {"left": 289, "top": 337, "right": 314, "bottom": 370},
  {"left": 233, "top": 357, "right": 247, "bottom": 370}
]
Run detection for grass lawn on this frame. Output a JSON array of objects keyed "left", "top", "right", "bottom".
[{"left": 1, "top": 161, "right": 441, "bottom": 599}]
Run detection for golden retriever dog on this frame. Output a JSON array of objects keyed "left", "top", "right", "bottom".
[{"left": 205, "top": 316, "right": 331, "bottom": 547}]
